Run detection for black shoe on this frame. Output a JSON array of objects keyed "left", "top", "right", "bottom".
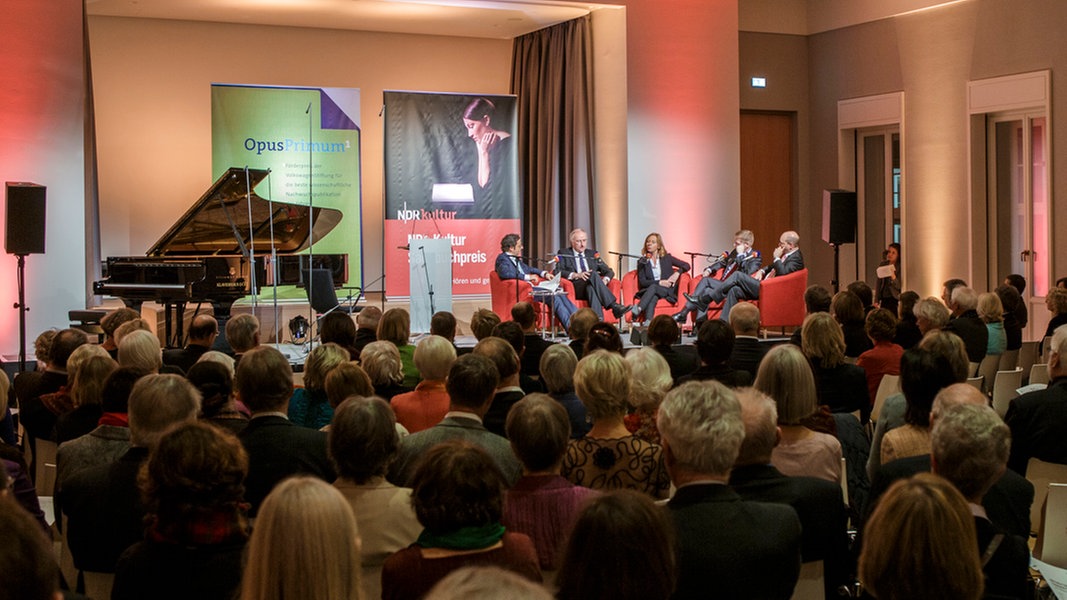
[
  {"left": 683, "top": 292, "right": 697, "bottom": 304},
  {"left": 611, "top": 304, "right": 632, "bottom": 319},
  {"left": 672, "top": 310, "right": 689, "bottom": 323}
]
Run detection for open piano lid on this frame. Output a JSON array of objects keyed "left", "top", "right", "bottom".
[{"left": 147, "top": 167, "right": 343, "bottom": 257}]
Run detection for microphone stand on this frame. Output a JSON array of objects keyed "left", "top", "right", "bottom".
[
  {"left": 418, "top": 245, "right": 435, "bottom": 315},
  {"left": 683, "top": 251, "right": 713, "bottom": 273},
  {"left": 607, "top": 250, "right": 640, "bottom": 282},
  {"left": 13, "top": 253, "right": 28, "bottom": 372}
]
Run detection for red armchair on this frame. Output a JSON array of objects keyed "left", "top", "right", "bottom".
[
  {"left": 621, "top": 270, "right": 691, "bottom": 326},
  {"left": 561, "top": 276, "right": 624, "bottom": 324},
  {"left": 488, "top": 271, "right": 562, "bottom": 330},
  {"left": 758, "top": 268, "right": 808, "bottom": 333}
]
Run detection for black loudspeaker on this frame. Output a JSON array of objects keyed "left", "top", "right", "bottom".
[
  {"left": 5, "top": 182, "right": 46, "bottom": 255},
  {"left": 821, "top": 189, "right": 856, "bottom": 245}
]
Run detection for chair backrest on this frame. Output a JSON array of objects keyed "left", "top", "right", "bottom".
[
  {"left": 1026, "top": 457, "right": 1067, "bottom": 537},
  {"left": 977, "top": 354, "right": 1001, "bottom": 394},
  {"left": 488, "top": 271, "right": 533, "bottom": 321},
  {"left": 33, "top": 439, "right": 57, "bottom": 498},
  {"left": 1042, "top": 336, "right": 1055, "bottom": 364},
  {"left": 303, "top": 268, "right": 340, "bottom": 314},
  {"left": 1037, "top": 483, "right": 1067, "bottom": 567},
  {"left": 790, "top": 560, "right": 825, "bottom": 600},
  {"left": 759, "top": 268, "right": 809, "bottom": 329},
  {"left": 965, "top": 375, "right": 984, "bottom": 390},
  {"left": 83, "top": 571, "right": 116, "bottom": 600},
  {"left": 871, "top": 374, "right": 900, "bottom": 423},
  {"left": 1030, "top": 363, "right": 1051, "bottom": 385},
  {"left": 990, "top": 368, "right": 1024, "bottom": 418},
  {"left": 1017, "top": 340, "right": 1040, "bottom": 383},
  {"left": 998, "top": 349, "right": 1019, "bottom": 372}
]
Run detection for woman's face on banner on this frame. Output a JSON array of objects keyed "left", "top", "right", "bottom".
[{"left": 463, "top": 116, "right": 490, "bottom": 141}]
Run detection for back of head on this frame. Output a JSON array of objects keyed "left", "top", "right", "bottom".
[
  {"left": 943, "top": 278, "right": 968, "bottom": 298},
  {"left": 234, "top": 345, "right": 294, "bottom": 413},
  {"left": 584, "top": 322, "right": 623, "bottom": 355},
  {"left": 1005, "top": 274, "right": 1027, "bottom": 296},
  {"left": 470, "top": 308, "right": 501, "bottom": 341},
  {"left": 831, "top": 290, "right": 865, "bottom": 324},
  {"left": 917, "top": 330, "right": 970, "bottom": 382},
  {"left": 898, "top": 291, "right": 920, "bottom": 323},
  {"left": 914, "top": 297, "right": 951, "bottom": 330},
  {"left": 735, "top": 387, "right": 779, "bottom": 466},
  {"left": 931, "top": 404, "right": 1010, "bottom": 500},
  {"left": 473, "top": 336, "right": 520, "bottom": 381},
  {"left": 804, "top": 284, "right": 832, "bottom": 315},
  {"left": 324, "top": 362, "right": 374, "bottom": 408},
  {"left": 187, "top": 314, "right": 219, "bottom": 343},
  {"left": 240, "top": 477, "right": 361, "bottom": 600},
  {"left": 864, "top": 308, "right": 898, "bottom": 343},
  {"left": 657, "top": 380, "right": 744, "bottom": 476},
  {"left": 410, "top": 440, "right": 505, "bottom": 533},
  {"left": 101, "top": 307, "right": 142, "bottom": 339},
  {"left": 490, "top": 321, "right": 525, "bottom": 357},
  {"left": 302, "top": 343, "right": 350, "bottom": 392},
  {"left": 430, "top": 311, "right": 457, "bottom": 341},
  {"left": 899, "top": 348, "right": 959, "bottom": 427},
  {"left": 71, "top": 354, "right": 118, "bottom": 408},
  {"left": 0, "top": 496, "right": 58, "bottom": 600},
  {"left": 329, "top": 396, "right": 398, "bottom": 483},
  {"left": 118, "top": 329, "right": 163, "bottom": 372},
  {"left": 360, "top": 341, "right": 404, "bottom": 387},
  {"left": 567, "top": 308, "right": 599, "bottom": 342},
  {"left": 33, "top": 329, "right": 57, "bottom": 366},
  {"left": 994, "top": 284, "right": 1022, "bottom": 316},
  {"left": 505, "top": 393, "right": 571, "bottom": 472},
  {"left": 801, "top": 311, "right": 845, "bottom": 367},
  {"left": 1048, "top": 287, "right": 1067, "bottom": 315},
  {"left": 356, "top": 305, "right": 383, "bottom": 330},
  {"left": 446, "top": 353, "right": 500, "bottom": 410},
  {"left": 539, "top": 343, "right": 577, "bottom": 394},
  {"left": 976, "top": 292, "right": 1004, "bottom": 323},
  {"left": 128, "top": 374, "right": 201, "bottom": 447},
  {"left": 846, "top": 280, "right": 874, "bottom": 309},
  {"left": 186, "top": 360, "right": 234, "bottom": 418},
  {"left": 225, "top": 314, "right": 260, "bottom": 353},
  {"left": 197, "top": 350, "right": 236, "bottom": 377},
  {"left": 695, "top": 319, "right": 734, "bottom": 365},
  {"left": 414, "top": 335, "right": 457, "bottom": 381},
  {"left": 626, "top": 347, "right": 673, "bottom": 410},
  {"left": 67, "top": 342, "right": 111, "bottom": 376},
  {"left": 556, "top": 490, "right": 676, "bottom": 600},
  {"left": 859, "top": 473, "right": 983, "bottom": 600},
  {"left": 113, "top": 319, "right": 152, "bottom": 345},
  {"left": 931, "top": 382, "right": 988, "bottom": 417},
  {"left": 647, "top": 314, "right": 681, "bottom": 346},
  {"left": 729, "top": 302, "right": 760, "bottom": 336},
  {"left": 377, "top": 308, "right": 411, "bottom": 346},
  {"left": 101, "top": 366, "right": 149, "bottom": 414},
  {"left": 510, "top": 302, "right": 537, "bottom": 330},
  {"left": 49, "top": 328, "right": 89, "bottom": 370},
  {"left": 574, "top": 350, "right": 631, "bottom": 420},
  {"left": 951, "top": 286, "right": 979, "bottom": 312},
  {"left": 754, "top": 344, "right": 817, "bottom": 425},
  {"left": 319, "top": 312, "right": 356, "bottom": 348}
]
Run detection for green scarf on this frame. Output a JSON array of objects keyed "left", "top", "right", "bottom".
[{"left": 415, "top": 523, "right": 506, "bottom": 550}]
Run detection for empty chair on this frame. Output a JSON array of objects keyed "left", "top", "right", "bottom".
[
  {"left": 990, "top": 368, "right": 1023, "bottom": 418},
  {"left": 1030, "top": 363, "right": 1050, "bottom": 386},
  {"left": 976, "top": 355, "right": 1000, "bottom": 395},
  {"left": 1035, "top": 483, "right": 1067, "bottom": 567},
  {"left": 1026, "top": 458, "right": 1067, "bottom": 537},
  {"left": 998, "top": 349, "right": 1019, "bottom": 371},
  {"left": 33, "top": 439, "right": 57, "bottom": 497},
  {"left": 1017, "top": 340, "right": 1040, "bottom": 383}
]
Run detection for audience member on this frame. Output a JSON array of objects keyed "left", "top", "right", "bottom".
[
  {"left": 512, "top": 301, "right": 554, "bottom": 377},
  {"left": 727, "top": 302, "right": 767, "bottom": 378},
  {"left": 162, "top": 314, "right": 218, "bottom": 372},
  {"left": 289, "top": 343, "right": 350, "bottom": 429},
  {"left": 856, "top": 308, "right": 904, "bottom": 404},
  {"left": 996, "top": 283, "right": 1026, "bottom": 363},
  {"left": 847, "top": 280, "right": 875, "bottom": 315},
  {"left": 754, "top": 344, "right": 843, "bottom": 483},
  {"left": 0, "top": 495, "right": 61, "bottom": 600},
  {"left": 659, "top": 380, "right": 801, "bottom": 600},
  {"left": 225, "top": 314, "right": 260, "bottom": 362},
  {"left": 54, "top": 351, "right": 118, "bottom": 444},
  {"left": 561, "top": 350, "right": 669, "bottom": 499},
  {"left": 100, "top": 307, "right": 142, "bottom": 358},
  {"left": 913, "top": 295, "right": 950, "bottom": 335},
  {"left": 859, "top": 473, "right": 983, "bottom": 600},
  {"left": 556, "top": 490, "right": 675, "bottom": 600},
  {"left": 382, "top": 441, "right": 542, "bottom": 599},
  {"left": 424, "top": 566, "right": 552, "bottom": 600},
  {"left": 239, "top": 477, "right": 361, "bottom": 600},
  {"left": 113, "top": 318, "right": 152, "bottom": 346},
  {"left": 470, "top": 308, "right": 502, "bottom": 342},
  {"left": 197, "top": 350, "right": 236, "bottom": 376},
  {"left": 391, "top": 334, "right": 456, "bottom": 433},
  {"left": 390, "top": 354, "right": 521, "bottom": 486},
  {"left": 113, "top": 422, "right": 250, "bottom": 600},
  {"left": 503, "top": 394, "right": 598, "bottom": 574},
  {"left": 378, "top": 308, "right": 420, "bottom": 387},
  {"left": 893, "top": 290, "right": 922, "bottom": 349},
  {"left": 492, "top": 320, "right": 542, "bottom": 394},
  {"left": 801, "top": 312, "right": 870, "bottom": 421},
  {"left": 430, "top": 310, "right": 458, "bottom": 343},
  {"left": 353, "top": 305, "right": 383, "bottom": 356},
  {"left": 538, "top": 344, "right": 589, "bottom": 439},
  {"left": 1042, "top": 287, "right": 1067, "bottom": 350},
  {"left": 118, "top": 328, "right": 165, "bottom": 373},
  {"left": 19, "top": 328, "right": 87, "bottom": 444},
  {"left": 473, "top": 336, "right": 526, "bottom": 437},
  {"left": 0, "top": 448, "right": 47, "bottom": 533},
  {"left": 323, "top": 362, "right": 375, "bottom": 410},
  {"left": 583, "top": 322, "right": 623, "bottom": 355},
  {"left": 186, "top": 360, "right": 248, "bottom": 434},
  {"left": 677, "top": 319, "right": 751, "bottom": 387},
  {"left": 235, "top": 346, "right": 334, "bottom": 515},
  {"left": 360, "top": 340, "right": 412, "bottom": 401},
  {"left": 565, "top": 307, "right": 598, "bottom": 360},
  {"left": 329, "top": 396, "right": 421, "bottom": 600},
  {"left": 942, "top": 278, "right": 968, "bottom": 306},
  {"left": 789, "top": 284, "right": 832, "bottom": 347},
  {"left": 878, "top": 349, "right": 951, "bottom": 467},
  {"left": 1005, "top": 323, "right": 1067, "bottom": 474},
  {"left": 944, "top": 286, "right": 988, "bottom": 364},
  {"left": 977, "top": 291, "right": 1007, "bottom": 358},
  {"left": 623, "top": 347, "right": 672, "bottom": 444},
  {"left": 319, "top": 312, "right": 360, "bottom": 358},
  {"left": 834, "top": 289, "right": 873, "bottom": 357},
  {"left": 647, "top": 314, "right": 699, "bottom": 383},
  {"left": 875, "top": 242, "right": 901, "bottom": 313}
]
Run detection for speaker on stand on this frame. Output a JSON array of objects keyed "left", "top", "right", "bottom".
[
  {"left": 5, "top": 182, "right": 46, "bottom": 373},
  {"left": 822, "top": 189, "right": 856, "bottom": 294}
]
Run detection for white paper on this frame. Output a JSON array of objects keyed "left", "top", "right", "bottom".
[
  {"left": 1018, "top": 383, "right": 1049, "bottom": 395},
  {"left": 876, "top": 264, "right": 896, "bottom": 278},
  {"left": 1031, "top": 556, "right": 1067, "bottom": 598}
]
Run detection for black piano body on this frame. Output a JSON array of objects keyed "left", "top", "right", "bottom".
[{"left": 93, "top": 167, "right": 348, "bottom": 346}]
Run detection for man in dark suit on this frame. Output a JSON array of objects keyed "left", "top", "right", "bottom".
[
  {"left": 472, "top": 336, "right": 527, "bottom": 437},
  {"left": 352, "top": 305, "right": 381, "bottom": 356},
  {"left": 389, "top": 353, "right": 522, "bottom": 486},
  {"left": 510, "top": 301, "right": 554, "bottom": 379},
  {"left": 674, "top": 229, "right": 763, "bottom": 325},
  {"left": 944, "top": 285, "right": 988, "bottom": 364},
  {"left": 495, "top": 232, "right": 576, "bottom": 328},
  {"left": 647, "top": 315, "right": 699, "bottom": 383},
  {"left": 659, "top": 380, "right": 802, "bottom": 600},
  {"left": 60, "top": 374, "right": 199, "bottom": 573},
  {"left": 932, "top": 403, "right": 1031, "bottom": 600},
  {"left": 676, "top": 320, "right": 752, "bottom": 388},
  {"left": 236, "top": 345, "right": 334, "bottom": 515},
  {"left": 555, "top": 227, "right": 629, "bottom": 320},
  {"left": 728, "top": 302, "right": 768, "bottom": 377},
  {"left": 1005, "top": 326, "right": 1067, "bottom": 474},
  {"left": 17, "top": 328, "right": 88, "bottom": 445},
  {"left": 162, "top": 314, "right": 217, "bottom": 373}
]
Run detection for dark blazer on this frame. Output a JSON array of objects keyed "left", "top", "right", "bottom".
[
  {"left": 811, "top": 359, "right": 870, "bottom": 422},
  {"left": 760, "top": 249, "right": 805, "bottom": 278},
  {"left": 555, "top": 248, "right": 613, "bottom": 281},
  {"left": 59, "top": 446, "right": 150, "bottom": 573},
  {"left": 389, "top": 415, "right": 522, "bottom": 487},
  {"left": 676, "top": 363, "right": 752, "bottom": 388},
  {"left": 113, "top": 538, "right": 247, "bottom": 600},
  {"left": 1004, "top": 377, "right": 1067, "bottom": 474},
  {"left": 15, "top": 369, "right": 68, "bottom": 442},
  {"left": 865, "top": 454, "right": 1034, "bottom": 537},
  {"left": 653, "top": 344, "right": 700, "bottom": 383},
  {"left": 975, "top": 516, "right": 1031, "bottom": 600},
  {"left": 667, "top": 482, "right": 802, "bottom": 600},
  {"left": 944, "top": 310, "right": 989, "bottom": 363},
  {"left": 495, "top": 252, "right": 542, "bottom": 281},
  {"left": 728, "top": 337, "right": 768, "bottom": 378},
  {"left": 162, "top": 343, "right": 211, "bottom": 373},
  {"left": 237, "top": 415, "right": 334, "bottom": 515},
  {"left": 729, "top": 464, "right": 850, "bottom": 596},
  {"left": 705, "top": 249, "right": 762, "bottom": 278},
  {"left": 352, "top": 327, "right": 377, "bottom": 355},
  {"left": 635, "top": 254, "right": 690, "bottom": 300},
  {"left": 484, "top": 389, "right": 525, "bottom": 438},
  {"left": 521, "top": 333, "right": 554, "bottom": 379}
]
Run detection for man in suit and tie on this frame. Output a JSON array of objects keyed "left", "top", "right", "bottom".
[
  {"left": 495, "top": 233, "right": 576, "bottom": 328},
  {"left": 389, "top": 353, "right": 522, "bottom": 487},
  {"left": 555, "top": 228, "right": 630, "bottom": 320},
  {"left": 659, "top": 380, "right": 802, "bottom": 599},
  {"left": 673, "top": 229, "right": 763, "bottom": 325}
]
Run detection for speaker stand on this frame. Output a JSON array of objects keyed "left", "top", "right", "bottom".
[
  {"left": 13, "top": 254, "right": 28, "bottom": 373},
  {"left": 829, "top": 243, "right": 840, "bottom": 294}
]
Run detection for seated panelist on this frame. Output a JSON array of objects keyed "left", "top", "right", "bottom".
[
  {"left": 556, "top": 228, "right": 630, "bottom": 320},
  {"left": 674, "top": 229, "right": 762, "bottom": 325},
  {"left": 495, "top": 233, "right": 577, "bottom": 328},
  {"left": 629, "top": 232, "right": 690, "bottom": 324}
]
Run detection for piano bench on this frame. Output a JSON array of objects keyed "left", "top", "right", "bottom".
[{"left": 69, "top": 310, "right": 108, "bottom": 344}]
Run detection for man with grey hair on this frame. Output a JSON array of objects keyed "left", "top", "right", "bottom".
[
  {"left": 224, "top": 313, "right": 260, "bottom": 363},
  {"left": 944, "top": 285, "right": 988, "bottom": 363},
  {"left": 659, "top": 380, "right": 801, "bottom": 599},
  {"left": 555, "top": 227, "right": 630, "bottom": 320},
  {"left": 60, "top": 374, "right": 201, "bottom": 573},
  {"left": 866, "top": 382, "right": 1034, "bottom": 537},
  {"left": 727, "top": 302, "right": 767, "bottom": 377},
  {"left": 729, "top": 388, "right": 849, "bottom": 597},
  {"left": 932, "top": 404, "right": 1030, "bottom": 599},
  {"left": 1006, "top": 323, "right": 1067, "bottom": 474}
]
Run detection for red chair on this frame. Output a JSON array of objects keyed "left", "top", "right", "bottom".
[
  {"left": 562, "top": 277, "right": 624, "bottom": 324},
  {"left": 686, "top": 273, "right": 731, "bottom": 326},
  {"left": 488, "top": 271, "right": 559, "bottom": 331},
  {"left": 621, "top": 270, "right": 691, "bottom": 327},
  {"left": 758, "top": 268, "right": 808, "bottom": 334}
]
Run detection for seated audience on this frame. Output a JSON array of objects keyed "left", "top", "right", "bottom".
[
  {"left": 113, "top": 422, "right": 250, "bottom": 600},
  {"left": 646, "top": 314, "right": 699, "bottom": 384},
  {"left": 113, "top": 318, "right": 153, "bottom": 346},
  {"left": 378, "top": 308, "right": 420, "bottom": 387},
  {"left": 323, "top": 362, "right": 375, "bottom": 413},
  {"left": 789, "top": 284, "right": 832, "bottom": 347},
  {"left": 978, "top": 291, "right": 1007, "bottom": 358},
  {"left": 754, "top": 344, "right": 843, "bottom": 483},
  {"left": 117, "top": 329, "right": 165, "bottom": 373},
  {"left": 944, "top": 286, "right": 988, "bottom": 364},
  {"left": 1005, "top": 323, "right": 1067, "bottom": 474},
  {"left": 801, "top": 312, "right": 870, "bottom": 421},
  {"left": 239, "top": 477, "right": 361, "bottom": 600},
  {"left": 565, "top": 307, "right": 598, "bottom": 360},
  {"left": 856, "top": 308, "right": 904, "bottom": 406},
  {"left": 727, "top": 302, "right": 768, "bottom": 378},
  {"left": 996, "top": 283, "right": 1026, "bottom": 363},
  {"left": 19, "top": 328, "right": 87, "bottom": 445},
  {"left": 659, "top": 380, "right": 801, "bottom": 600},
  {"left": 381, "top": 441, "right": 542, "bottom": 600},
  {"left": 833, "top": 289, "right": 872, "bottom": 358},
  {"left": 425, "top": 566, "right": 552, "bottom": 600},
  {"left": 319, "top": 312, "right": 360, "bottom": 358},
  {"left": 186, "top": 361, "right": 248, "bottom": 434},
  {"left": 353, "top": 305, "right": 383, "bottom": 356},
  {"left": 54, "top": 351, "right": 117, "bottom": 444},
  {"left": 914, "top": 295, "right": 950, "bottom": 335},
  {"left": 473, "top": 336, "right": 527, "bottom": 437},
  {"left": 1042, "top": 287, "right": 1067, "bottom": 352},
  {"left": 100, "top": 307, "right": 142, "bottom": 358},
  {"left": 677, "top": 319, "right": 751, "bottom": 387},
  {"left": 503, "top": 394, "right": 599, "bottom": 574},
  {"left": 556, "top": 490, "right": 675, "bottom": 600},
  {"left": 583, "top": 322, "right": 624, "bottom": 355},
  {"left": 360, "top": 340, "right": 412, "bottom": 401},
  {"left": 892, "top": 290, "right": 922, "bottom": 349},
  {"left": 623, "top": 347, "right": 673, "bottom": 444},
  {"left": 197, "top": 350, "right": 236, "bottom": 376},
  {"left": 162, "top": 314, "right": 218, "bottom": 373},
  {"left": 430, "top": 310, "right": 458, "bottom": 344},
  {"left": 859, "top": 473, "right": 983, "bottom": 600},
  {"left": 0, "top": 494, "right": 61, "bottom": 600},
  {"left": 470, "top": 308, "right": 502, "bottom": 342},
  {"left": 288, "top": 343, "right": 350, "bottom": 429},
  {"left": 847, "top": 280, "right": 875, "bottom": 315},
  {"left": 224, "top": 314, "right": 260, "bottom": 362},
  {"left": 878, "top": 349, "right": 953, "bottom": 470},
  {"left": 391, "top": 335, "right": 457, "bottom": 433},
  {"left": 329, "top": 396, "right": 421, "bottom": 600},
  {"left": 538, "top": 344, "right": 589, "bottom": 439},
  {"left": 491, "top": 320, "right": 542, "bottom": 394},
  {"left": 511, "top": 301, "right": 554, "bottom": 376},
  {"left": 561, "top": 350, "right": 670, "bottom": 499}
]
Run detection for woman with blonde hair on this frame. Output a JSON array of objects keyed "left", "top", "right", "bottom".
[
  {"left": 977, "top": 292, "right": 1007, "bottom": 358},
  {"left": 623, "top": 347, "right": 673, "bottom": 444},
  {"left": 628, "top": 232, "right": 689, "bottom": 325},
  {"left": 55, "top": 353, "right": 118, "bottom": 444},
  {"left": 42, "top": 344, "right": 114, "bottom": 439},
  {"left": 754, "top": 344, "right": 843, "bottom": 483},
  {"left": 801, "top": 312, "right": 870, "bottom": 422},
  {"left": 288, "top": 343, "right": 350, "bottom": 429},
  {"left": 360, "top": 340, "right": 411, "bottom": 401},
  {"left": 560, "top": 350, "right": 670, "bottom": 499},
  {"left": 377, "top": 308, "right": 420, "bottom": 387},
  {"left": 240, "top": 477, "right": 361, "bottom": 600},
  {"left": 859, "top": 473, "right": 983, "bottom": 600}
]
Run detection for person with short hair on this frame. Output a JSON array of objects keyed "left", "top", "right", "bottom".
[
  {"left": 360, "top": 340, "right": 412, "bottom": 401},
  {"left": 833, "top": 289, "right": 871, "bottom": 357},
  {"left": 977, "top": 291, "right": 1007, "bottom": 358},
  {"left": 353, "top": 305, "right": 383, "bottom": 355},
  {"left": 319, "top": 312, "right": 360, "bottom": 358},
  {"left": 893, "top": 290, "right": 923, "bottom": 349},
  {"left": 944, "top": 286, "right": 989, "bottom": 364},
  {"left": 425, "top": 566, "right": 553, "bottom": 600},
  {"left": 18, "top": 328, "right": 88, "bottom": 444},
  {"left": 288, "top": 343, "right": 350, "bottom": 429},
  {"left": 789, "top": 284, "right": 832, "bottom": 347},
  {"left": 391, "top": 335, "right": 457, "bottom": 433},
  {"left": 914, "top": 295, "right": 951, "bottom": 335},
  {"left": 646, "top": 314, "right": 699, "bottom": 383},
  {"left": 511, "top": 301, "right": 554, "bottom": 379},
  {"left": 118, "top": 329, "right": 164, "bottom": 373},
  {"left": 224, "top": 314, "right": 260, "bottom": 361},
  {"left": 565, "top": 308, "right": 598, "bottom": 360},
  {"left": 623, "top": 347, "right": 673, "bottom": 444},
  {"left": 470, "top": 308, "right": 502, "bottom": 341},
  {"left": 163, "top": 314, "right": 218, "bottom": 373},
  {"left": 430, "top": 310, "right": 458, "bottom": 343},
  {"left": 100, "top": 307, "right": 142, "bottom": 358},
  {"left": 677, "top": 319, "right": 751, "bottom": 387},
  {"left": 378, "top": 308, "right": 421, "bottom": 387},
  {"left": 323, "top": 362, "right": 374, "bottom": 411},
  {"left": 846, "top": 280, "right": 875, "bottom": 314},
  {"left": 727, "top": 302, "right": 767, "bottom": 378},
  {"left": 555, "top": 228, "right": 631, "bottom": 320},
  {"left": 1005, "top": 324, "right": 1067, "bottom": 474},
  {"left": 473, "top": 335, "right": 527, "bottom": 437},
  {"left": 996, "top": 283, "right": 1026, "bottom": 359},
  {"left": 537, "top": 344, "right": 589, "bottom": 439},
  {"left": 856, "top": 307, "right": 904, "bottom": 403},
  {"left": 659, "top": 380, "right": 802, "bottom": 599},
  {"left": 1042, "top": 287, "right": 1067, "bottom": 349},
  {"left": 495, "top": 233, "right": 577, "bottom": 328}
]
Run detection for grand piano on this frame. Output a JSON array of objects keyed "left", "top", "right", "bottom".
[{"left": 93, "top": 167, "right": 347, "bottom": 346}]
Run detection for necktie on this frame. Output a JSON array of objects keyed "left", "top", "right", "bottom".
[
  {"left": 722, "top": 255, "right": 741, "bottom": 279},
  {"left": 578, "top": 253, "right": 587, "bottom": 272}
]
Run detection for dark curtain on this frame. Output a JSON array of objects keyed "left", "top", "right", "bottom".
[{"left": 510, "top": 15, "right": 596, "bottom": 260}]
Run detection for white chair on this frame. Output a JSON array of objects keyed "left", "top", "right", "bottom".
[
  {"left": 1017, "top": 340, "right": 1040, "bottom": 383},
  {"left": 1025, "top": 457, "right": 1067, "bottom": 537},
  {"left": 871, "top": 374, "right": 900, "bottom": 425},
  {"left": 991, "top": 368, "right": 1023, "bottom": 418},
  {"left": 976, "top": 354, "right": 1000, "bottom": 394},
  {"left": 998, "top": 349, "right": 1019, "bottom": 372},
  {"left": 1030, "top": 363, "right": 1050, "bottom": 385},
  {"left": 1035, "top": 483, "right": 1067, "bottom": 568},
  {"left": 965, "top": 375, "right": 984, "bottom": 390},
  {"left": 968, "top": 361, "right": 980, "bottom": 377},
  {"left": 790, "top": 561, "right": 825, "bottom": 600},
  {"left": 82, "top": 571, "right": 115, "bottom": 600},
  {"left": 1041, "top": 336, "right": 1054, "bottom": 364}
]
